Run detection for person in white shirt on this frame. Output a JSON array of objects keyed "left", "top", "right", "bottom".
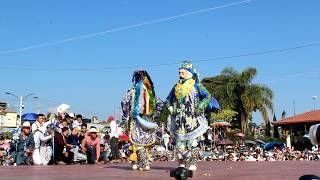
[
  {"left": 117, "top": 125, "right": 124, "bottom": 136},
  {"left": 108, "top": 116, "right": 120, "bottom": 162},
  {"left": 32, "top": 114, "right": 54, "bottom": 165},
  {"left": 163, "top": 133, "right": 170, "bottom": 151},
  {"left": 73, "top": 114, "right": 83, "bottom": 128}
]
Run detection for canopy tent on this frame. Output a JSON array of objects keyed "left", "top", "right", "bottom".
[
  {"left": 217, "top": 139, "right": 234, "bottom": 146},
  {"left": 208, "top": 98, "right": 221, "bottom": 110},
  {"left": 244, "top": 140, "right": 257, "bottom": 146},
  {"left": 211, "top": 120, "right": 231, "bottom": 148},
  {"left": 235, "top": 132, "right": 245, "bottom": 138},
  {"left": 263, "top": 141, "right": 286, "bottom": 151},
  {"left": 21, "top": 113, "right": 37, "bottom": 121},
  {"left": 255, "top": 139, "right": 266, "bottom": 145},
  {"left": 211, "top": 120, "right": 231, "bottom": 127}
]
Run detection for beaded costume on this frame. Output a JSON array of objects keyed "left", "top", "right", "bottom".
[
  {"left": 167, "top": 61, "right": 219, "bottom": 171},
  {"left": 121, "top": 70, "right": 161, "bottom": 171}
]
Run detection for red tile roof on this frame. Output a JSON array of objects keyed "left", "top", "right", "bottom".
[{"left": 273, "top": 110, "right": 320, "bottom": 125}]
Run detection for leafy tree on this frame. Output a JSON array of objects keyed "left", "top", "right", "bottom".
[
  {"left": 265, "top": 119, "right": 271, "bottom": 137},
  {"left": 273, "top": 113, "right": 280, "bottom": 138},
  {"left": 281, "top": 110, "right": 286, "bottom": 119},
  {"left": 202, "top": 67, "right": 274, "bottom": 134},
  {"left": 211, "top": 109, "right": 238, "bottom": 123},
  {"left": 155, "top": 104, "right": 170, "bottom": 125}
]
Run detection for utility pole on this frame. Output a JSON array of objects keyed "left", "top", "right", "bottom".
[
  {"left": 19, "top": 96, "right": 23, "bottom": 126},
  {"left": 312, "top": 96, "right": 317, "bottom": 111},
  {"left": 33, "top": 97, "right": 41, "bottom": 114},
  {"left": 5, "top": 93, "right": 35, "bottom": 127},
  {"left": 293, "top": 99, "right": 296, "bottom": 116}
]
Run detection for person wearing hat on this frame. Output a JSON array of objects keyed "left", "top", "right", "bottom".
[
  {"left": 81, "top": 127, "right": 100, "bottom": 164},
  {"left": 166, "top": 61, "right": 219, "bottom": 171},
  {"left": 12, "top": 121, "right": 35, "bottom": 165}
]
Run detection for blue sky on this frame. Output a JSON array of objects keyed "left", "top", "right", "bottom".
[{"left": 0, "top": 0, "right": 319, "bottom": 123}]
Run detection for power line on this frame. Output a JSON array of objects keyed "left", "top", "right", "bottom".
[
  {"left": 0, "top": 0, "right": 253, "bottom": 55},
  {"left": 0, "top": 41, "right": 319, "bottom": 71},
  {"left": 193, "top": 42, "right": 320, "bottom": 62},
  {"left": 39, "top": 97, "right": 107, "bottom": 117},
  {"left": 205, "top": 72, "right": 320, "bottom": 85},
  {"left": 266, "top": 72, "right": 320, "bottom": 84}
]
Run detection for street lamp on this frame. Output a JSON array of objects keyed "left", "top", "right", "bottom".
[
  {"left": 312, "top": 96, "right": 317, "bottom": 111},
  {"left": 4, "top": 92, "right": 35, "bottom": 127},
  {"left": 33, "top": 97, "right": 40, "bottom": 114}
]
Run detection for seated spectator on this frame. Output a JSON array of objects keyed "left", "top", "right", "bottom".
[
  {"left": 60, "top": 120, "right": 68, "bottom": 129},
  {"left": 81, "top": 127, "right": 100, "bottom": 164},
  {"left": 78, "top": 123, "right": 87, "bottom": 144},
  {"left": 64, "top": 115, "right": 73, "bottom": 130},
  {"left": 54, "top": 127, "right": 73, "bottom": 165},
  {"left": 10, "top": 122, "right": 35, "bottom": 165},
  {"left": 73, "top": 114, "right": 83, "bottom": 128},
  {"left": 101, "top": 132, "right": 110, "bottom": 147},
  {"left": 99, "top": 144, "right": 111, "bottom": 163},
  {"left": 68, "top": 127, "right": 86, "bottom": 163}
]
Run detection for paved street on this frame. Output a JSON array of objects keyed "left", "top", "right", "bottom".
[{"left": 0, "top": 161, "right": 318, "bottom": 180}]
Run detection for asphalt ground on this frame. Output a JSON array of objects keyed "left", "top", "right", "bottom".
[{"left": 0, "top": 161, "right": 318, "bottom": 180}]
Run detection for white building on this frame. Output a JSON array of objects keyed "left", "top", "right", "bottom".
[{"left": 0, "top": 102, "right": 18, "bottom": 128}]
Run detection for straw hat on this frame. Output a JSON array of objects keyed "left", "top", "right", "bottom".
[
  {"left": 88, "top": 127, "right": 98, "bottom": 133},
  {"left": 22, "top": 121, "right": 31, "bottom": 127}
]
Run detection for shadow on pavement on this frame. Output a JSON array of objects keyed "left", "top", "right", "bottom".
[{"left": 105, "top": 165, "right": 173, "bottom": 172}]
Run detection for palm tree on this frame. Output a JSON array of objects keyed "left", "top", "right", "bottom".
[{"left": 202, "top": 67, "right": 274, "bottom": 134}]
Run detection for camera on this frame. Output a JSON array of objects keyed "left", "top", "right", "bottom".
[
  {"left": 309, "top": 124, "right": 320, "bottom": 145},
  {"left": 170, "top": 167, "right": 193, "bottom": 180}
]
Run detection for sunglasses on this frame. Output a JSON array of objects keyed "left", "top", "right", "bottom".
[{"left": 23, "top": 127, "right": 30, "bottom": 130}]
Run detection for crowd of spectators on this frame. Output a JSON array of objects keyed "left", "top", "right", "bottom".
[
  {"left": 0, "top": 113, "right": 123, "bottom": 166},
  {"left": 200, "top": 144, "right": 320, "bottom": 162},
  {"left": 0, "top": 113, "right": 319, "bottom": 166}
]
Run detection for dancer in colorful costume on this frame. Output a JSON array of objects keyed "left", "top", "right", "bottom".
[
  {"left": 167, "top": 61, "right": 219, "bottom": 171},
  {"left": 121, "top": 70, "right": 161, "bottom": 171}
]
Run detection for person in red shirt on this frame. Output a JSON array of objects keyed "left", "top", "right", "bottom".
[{"left": 81, "top": 127, "right": 100, "bottom": 164}]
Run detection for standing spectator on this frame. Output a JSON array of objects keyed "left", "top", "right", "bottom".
[
  {"left": 108, "top": 116, "right": 120, "bottom": 163},
  {"left": 11, "top": 122, "right": 35, "bottom": 165},
  {"left": 117, "top": 125, "right": 124, "bottom": 136},
  {"left": 81, "top": 127, "right": 100, "bottom": 164},
  {"left": 163, "top": 133, "right": 171, "bottom": 151},
  {"left": 32, "top": 119, "right": 54, "bottom": 165},
  {"left": 32, "top": 114, "right": 46, "bottom": 130}
]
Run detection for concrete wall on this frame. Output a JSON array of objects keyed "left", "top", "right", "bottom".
[{"left": 0, "top": 112, "right": 18, "bottom": 128}]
